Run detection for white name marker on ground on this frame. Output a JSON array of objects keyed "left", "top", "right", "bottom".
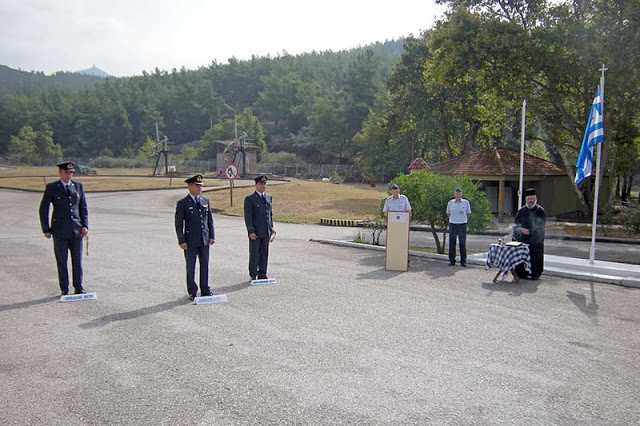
[
  {"left": 193, "top": 294, "right": 228, "bottom": 305},
  {"left": 250, "top": 278, "right": 277, "bottom": 285},
  {"left": 60, "top": 293, "right": 97, "bottom": 302}
]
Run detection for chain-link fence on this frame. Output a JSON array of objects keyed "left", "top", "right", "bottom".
[
  {"left": 3, "top": 156, "right": 218, "bottom": 173},
  {"left": 257, "top": 163, "right": 407, "bottom": 183},
  {"left": 4, "top": 156, "right": 407, "bottom": 183}
]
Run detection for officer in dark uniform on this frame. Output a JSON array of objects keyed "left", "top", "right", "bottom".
[
  {"left": 39, "top": 161, "right": 89, "bottom": 295},
  {"left": 175, "top": 174, "right": 215, "bottom": 300},
  {"left": 244, "top": 175, "right": 276, "bottom": 281}
]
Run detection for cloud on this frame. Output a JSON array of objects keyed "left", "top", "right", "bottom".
[{"left": 0, "top": 0, "right": 446, "bottom": 76}]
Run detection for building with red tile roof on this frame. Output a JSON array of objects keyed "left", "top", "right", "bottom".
[
  {"left": 420, "top": 148, "right": 606, "bottom": 220},
  {"left": 408, "top": 157, "right": 429, "bottom": 174}
]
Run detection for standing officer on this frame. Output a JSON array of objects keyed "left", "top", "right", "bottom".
[
  {"left": 175, "top": 174, "right": 215, "bottom": 300},
  {"left": 446, "top": 187, "right": 472, "bottom": 267},
  {"left": 244, "top": 175, "right": 276, "bottom": 281},
  {"left": 39, "top": 161, "right": 89, "bottom": 295}
]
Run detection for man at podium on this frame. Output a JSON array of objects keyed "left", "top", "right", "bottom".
[
  {"left": 383, "top": 184, "right": 412, "bottom": 218},
  {"left": 384, "top": 184, "right": 412, "bottom": 271}
]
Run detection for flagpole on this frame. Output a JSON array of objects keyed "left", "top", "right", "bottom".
[
  {"left": 518, "top": 99, "right": 526, "bottom": 209},
  {"left": 589, "top": 65, "right": 607, "bottom": 264}
]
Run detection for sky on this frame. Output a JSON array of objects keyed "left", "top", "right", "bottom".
[{"left": 0, "top": 0, "right": 447, "bottom": 77}]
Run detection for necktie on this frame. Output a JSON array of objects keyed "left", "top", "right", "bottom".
[
  {"left": 65, "top": 185, "right": 71, "bottom": 195},
  {"left": 196, "top": 196, "right": 202, "bottom": 208}
]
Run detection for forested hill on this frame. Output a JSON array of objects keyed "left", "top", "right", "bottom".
[
  {"left": 0, "top": 39, "right": 405, "bottom": 162},
  {"left": 0, "top": 65, "right": 105, "bottom": 98}
]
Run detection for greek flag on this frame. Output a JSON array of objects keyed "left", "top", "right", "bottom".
[{"left": 575, "top": 87, "right": 604, "bottom": 184}]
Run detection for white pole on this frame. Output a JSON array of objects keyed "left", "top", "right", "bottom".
[
  {"left": 589, "top": 65, "right": 607, "bottom": 264},
  {"left": 518, "top": 99, "right": 526, "bottom": 209}
]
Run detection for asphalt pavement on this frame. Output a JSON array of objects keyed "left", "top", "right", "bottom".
[{"left": 1, "top": 188, "right": 639, "bottom": 425}]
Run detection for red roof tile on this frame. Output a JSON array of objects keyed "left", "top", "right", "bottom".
[
  {"left": 408, "top": 157, "right": 429, "bottom": 170},
  {"left": 427, "top": 148, "right": 565, "bottom": 177}
]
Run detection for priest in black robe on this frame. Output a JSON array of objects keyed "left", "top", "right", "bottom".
[{"left": 514, "top": 188, "right": 546, "bottom": 280}]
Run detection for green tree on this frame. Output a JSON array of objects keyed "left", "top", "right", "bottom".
[
  {"left": 9, "top": 124, "right": 62, "bottom": 163},
  {"left": 389, "top": 172, "right": 492, "bottom": 253},
  {"left": 238, "top": 108, "right": 267, "bottom": 160},
  {"left": 136, "top": 136, "right": 157, "bottom": 160}
]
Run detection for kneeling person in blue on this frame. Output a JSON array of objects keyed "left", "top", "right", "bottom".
[
  {"left": 39, "top": 161, "right": 89, "bottom": 296},
  {"left": 175, "top": 174, "right": 215, "bottom": 300},
  {"left": 244, "top": 175, "right": 276, "bottom": 281}
]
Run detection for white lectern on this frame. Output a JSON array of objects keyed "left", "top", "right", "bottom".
[{"left": 385, "top": 211, "right": 410, "bottom": 271}]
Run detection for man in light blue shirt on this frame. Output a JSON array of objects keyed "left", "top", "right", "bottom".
[
  {"left": 446, "top": 187, "right": 471, "bottom": 266},
  {"left": 383, "top": 184, "right": 412, "bottom": 218}
]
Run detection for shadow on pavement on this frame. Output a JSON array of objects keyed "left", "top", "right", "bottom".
[
  {"left": 0, "top": 296, "right": 59, "bottom": 313},
  {"left": 214, "top": 281, "right": 251, "bottom": 294},
  {"left": 481, "top": 279, "right": 540, "bottom": 296},
  {"left": 357, "top": 255, "right": 404, "bottom": 280},
  {"left": 79, "top": 297, "right": 191, "bottom": 329},
  {"left": 356, "top": 268, "right": 404, "bottom": 281},
  {"left": 567, "top": 283, "right": 599, "bottom": 319},
  {"left": 421, "top": 262, "right": 458, "bottom": 280}
]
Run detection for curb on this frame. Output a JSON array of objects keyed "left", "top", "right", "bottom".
[
  {"left": 308, "top": 238, "right": 640, "bottom": 288},
  {"left": 319, "top": 218, "right": 366, "bottom": 227},
  {"left": 316, "top": 221, "right": 640, "bottom": 245}
]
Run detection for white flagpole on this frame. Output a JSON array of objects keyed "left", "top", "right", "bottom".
[
  {"left": 518, "top": 99, "right": 526, "bottom": 209},
  {"left": 589, "top": 65, "right": 607, "bottom": 264}
]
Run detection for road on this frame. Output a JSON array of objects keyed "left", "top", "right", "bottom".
[{"left": 0, "top": 188, "right": 639, "bottom": 425}]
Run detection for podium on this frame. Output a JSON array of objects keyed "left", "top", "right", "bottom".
[{"left": 385, "top": 211, "right": 410, "bottom": 271}]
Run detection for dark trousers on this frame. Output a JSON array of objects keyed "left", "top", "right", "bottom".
[
  {"left": 184, "top": 244, "right": 210, "bottom": 296},
  {"left": 249, "top": 237, "right": 270, "bottom": 279},
  {"left": 448, "top": 223, "right": 467, "bottom": 264},
  {"left": 53, "top": 236, "right": 84, "bottom": 293}
]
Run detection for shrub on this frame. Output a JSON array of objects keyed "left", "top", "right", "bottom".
[
  {"left": 620, "top": 204, "right": 640, "bottom": 235},
  {"left": 387, "top": 172, "right": 492, "bottom": 253}
]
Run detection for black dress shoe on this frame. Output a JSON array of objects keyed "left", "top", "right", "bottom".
[
  {"left": 250, "top": 276, "right": 256, "bottom": 281},
  {"left": 74, "top": 289, "right": 86, "bottom": 295},
  {"left": 189, "top": 294, "right": 197, "bottom": 301},
  {"left": 201, "top": 292, "right": 212, "bottom": 297},
  {"left": 461, "top": 263, "right": 467, "bottom": 267},
  {"left": 257, "top": 275, "right": 268, "bottom": 280},
  {"left": 61, "top": 291, "right": 69, "bottom": 296},
  {"left": 448, "top": 262, "right": 455, "bottom": 266}
]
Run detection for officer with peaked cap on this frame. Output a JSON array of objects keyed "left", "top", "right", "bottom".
[
  {"left": 175, "top": 174, "right": 215, "bottom": 300},
  {"left": 514, "top": 188, "right": 546, "bottom": 279},
  {"left": 39, "top": 161, "right": 89, "bottom": 295},
  {"left": 244, "top": 175, "right": 276, "bottom": 281}
]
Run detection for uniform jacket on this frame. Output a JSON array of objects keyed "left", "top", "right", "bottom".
[
  {"left": 175, "top": 194, "right": 215, "bottom": 247},
  {"left": 244, "top": 191, "right": 274, "bottom": 238},
  {"left": 39, "top": 179, "right": 88, "bottom": 239}
]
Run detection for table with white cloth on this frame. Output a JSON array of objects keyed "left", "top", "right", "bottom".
[{"left": 485, "top": 243, "right": 531, "bottom": 282}]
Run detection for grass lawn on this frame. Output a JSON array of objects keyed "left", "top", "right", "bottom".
[
  {"left": 0, "top": 165, "right": 228, "bottom": 192},
  {"left": 207, "top": 179, "right": 388, "bottom": 223},
  {"left": 0, "top": 165, "right": 156, "bottom": 177}
]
